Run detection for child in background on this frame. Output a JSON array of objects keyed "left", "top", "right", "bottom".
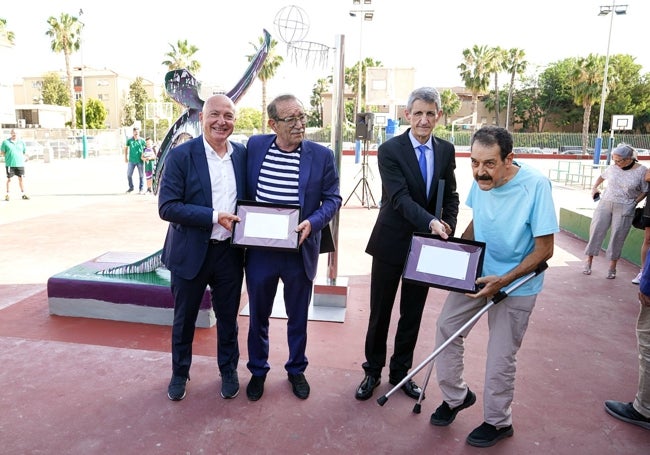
[{"left": 142, "top": 137, "right": 157, "bottom": 194}]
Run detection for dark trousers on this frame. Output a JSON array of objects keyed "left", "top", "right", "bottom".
[
  {"left": 170, "top": 242, "right": 244, "bottom": 378},
  {"left": 245, "top": 249, "right": 312, "bottom": 377},
  {"left": 363, "top": 257, "right": 429, "bottom": 379}
]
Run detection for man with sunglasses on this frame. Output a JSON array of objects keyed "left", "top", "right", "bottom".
[{"left": 244, "top": 94, "right": 341, "bottom": 401}]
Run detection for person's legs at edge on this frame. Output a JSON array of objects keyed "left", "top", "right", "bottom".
[
  {"left": 281, "top": 254, "right": 312, "bottom": 375},
  {"left": 633, "top": 228, "right": 650, "bottom": 283},
  {"left": 246, "top": 249, "right": 280, "bottom": 377},
  {"left": 605, "top": 201, "right": 633, "bottom": 278},
  {"left": 482, "top": 295, "right": 536, "bottom": 428},
  {"left": 584, "top": 202, "right": 614, "bottom": 271},
  {"left": 137, "top": 162, "right": 144, "bottom": 192},
  {"left": 636, "top": 303, "right": 650, "bottom": 417},
  {"left": 363, "top": 258, "right": 401, "bottom": 377},
  {"left": 389, "top": 280, "right": 428, "bottom": 380},
  {"left": 126, "top": 162, "right": 136, "bottom": 191},
  {"left": 435, "top": 292, "right": 485, "bottom": 406}
]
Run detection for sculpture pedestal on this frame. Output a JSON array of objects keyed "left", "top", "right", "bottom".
[{"left": 47, "top": 252, "right": 214, "bottom": 327}]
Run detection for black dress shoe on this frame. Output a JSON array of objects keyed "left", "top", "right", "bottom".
[
  {"left": 389, "top": 377, "right": 424, "bottom": 400},
  {"left": 355, "top": 375, "right": 380, "bottom": 400}
]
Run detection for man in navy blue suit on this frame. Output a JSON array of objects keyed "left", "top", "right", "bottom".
[
  {"left": 244, "top": 94, "right": 341, "bottom": 401},
  {"left": 159, "top": 94, "right": 247, "bottom": 401}
]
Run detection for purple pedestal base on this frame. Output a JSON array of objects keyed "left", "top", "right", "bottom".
[{"left": 47, "top": 252, "right": 215, "bottom": 327}]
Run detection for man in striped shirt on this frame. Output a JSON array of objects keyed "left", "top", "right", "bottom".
[{"left": 244, "top": 94, "right": 342, "bottom": 401}]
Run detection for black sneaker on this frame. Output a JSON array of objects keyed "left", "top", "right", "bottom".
[
  {"left": 126, "top": 189, "right": 133, "bottom": 193},
  {"left": 167, "top": 375, "right": 188, "bottom": 401},
  {"left": 21, "top": 194, "right": 29, "bottom": 200},
  {"left": 604, "top": 400, "right": 650, "bottom": 429},
  {"left": 220, "top": 370, "right": 239, "bottom": 399},
  {"left": 288, "top": 373, "right": 310, "bottom": 399},
  {"left": 430, "top": 388, "right": 476, "bottom": 426},
  {"left": 246, "top": 374, "right": 266, "bottom": 401},
  {"left": 466, "top": 422, "right": 514, "bottom": 447}
]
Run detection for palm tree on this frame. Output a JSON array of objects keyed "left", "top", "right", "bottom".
[
  {"left": 504, "top": 48, "right": 527, "bottom": 131},
  {"left": 162, "top": 39, "right": 201, "bottom": 74},
  {"left": 309, "top": 77, "right": 330, "bottom": 127},
  {"left": 440, "top": 89, "right": 461, "bottom": 127},
  {"left": 0, "top": 18, "right": 16, "bottom": 46},
  {"left": 570, "top": 54, "right": 607, "bottom": 153},
  {"left": 488, "top": 46, "right": 506, "bottom": 126},
  {"left": 46, "top": 13, "right": 82, "bottom": 129},
  {"left": 458, "top": 45, "right": 492, "bottom": 131},
  {"left": 246, "top": 36, "right": 283, "bottom": 133}
]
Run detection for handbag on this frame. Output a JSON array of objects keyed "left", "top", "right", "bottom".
[{"left": 633, "top": 206, "right": 645, "bottom": 229}]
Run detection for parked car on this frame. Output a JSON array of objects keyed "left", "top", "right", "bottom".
[
  {"left": 514, "top": 147, "right": 544, "bottom": 154},
  {"left": 71, "top": 136, "right": 100, "bottom": 157},
  {"left": 24, "top": 140, "right": 45, "bottom": 160},
  {"left": 46, "top": 139, "right": 75, "bottom": 159}
]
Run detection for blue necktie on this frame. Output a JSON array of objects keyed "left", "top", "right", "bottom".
[{"left": 417, "top": 145, "right": 428, "bottom": 193}]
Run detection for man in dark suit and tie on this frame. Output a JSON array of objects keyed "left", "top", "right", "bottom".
[
  {"left": 356, "top": 86, "right": 460, "bottom": 401},
  {"left": 244, "top": 94, "right": 341, "bottom": 401},
  {"left": 159, "top": 94, "right": 247, "bottom": 401}
]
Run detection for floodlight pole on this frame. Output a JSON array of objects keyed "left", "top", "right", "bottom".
[
  {"left": 79, "top": 9, "right": 87, "bottom": 159},
  {"left": 593, "top": 1, "right": 627, "bottom": 165}
]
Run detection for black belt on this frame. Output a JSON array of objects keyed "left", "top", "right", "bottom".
[{"left": 209, "top": 238, "right": 230, "bottom": 245}]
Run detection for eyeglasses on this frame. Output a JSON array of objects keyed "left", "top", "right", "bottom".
[
  {"left": 613, "top": 157, "right": 630, "bottom": 164},
  {"left": 275, "top": 114, "right": 307, "bottom": 126}
]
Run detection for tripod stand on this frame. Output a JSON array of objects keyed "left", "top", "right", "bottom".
[{"left": 344, "top": 139, "right": 377, "bottom": 209}]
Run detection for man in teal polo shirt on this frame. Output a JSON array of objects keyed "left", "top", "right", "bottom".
[{"left": 1, "top": 129, "right": 29, "bottom": 201}]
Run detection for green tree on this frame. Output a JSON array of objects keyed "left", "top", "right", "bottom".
[
  {"left": 570, "top": 54, "right": 606, "bottom": 152},
  {"left": 76, "top": 98, "right": 107, "bottom": 129},
  {"left": 487, "top": 46, "right": 506, "bottom": 126},
  {"left": 440, "top": 89, "right": 461, "bottom": 127},
  {"left": 504, "top": 48, "right": 527, "bottom": 131},
  {"left": 41, "top": 72, "right": 70, "bottom": 106},
  {"left": 309, "top": 78, "right": 330, "bottom": 127},
  {"left": 46, "top": 13, "right": 82, "bottom": 129},
  {"left": 347, "top": 57, "right": 382, "bottom": 114},
  {"left": 0, "top": 18, "right": 16, "bottom": 45},
  {"left": 123, "top": 77, "right": 150, "bottom": 127},
  {"left": 235, "top": 107, "right": 262, "bottom": 131},
  {"left": 538, "top": 59, "right": 579, "bottom": 131},
  {"left": 458, "top": 45, "right": 492, "bottom": 131},
  {"left": 162, "top": 39, "right": 201, "bottom": 74},
  {"left": 246, "top": 36, "right": 283, "bottom": 133}
]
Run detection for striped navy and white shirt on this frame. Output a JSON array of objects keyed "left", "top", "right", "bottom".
[{"left": 255, "top": 142, "right": 301, "bottom": 205}]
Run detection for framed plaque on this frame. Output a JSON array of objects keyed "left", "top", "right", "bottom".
[
  {"left": 231, "top": 200, "right": 301, "bottom": 252},
  {"left": 402, "top": 233, "right": 486, "bottom": 293}
]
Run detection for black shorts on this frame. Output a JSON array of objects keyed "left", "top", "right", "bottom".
[{"left": 6, "top": 167, "right": 25, "bottom": 178}]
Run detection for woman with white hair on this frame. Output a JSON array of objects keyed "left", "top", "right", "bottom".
[{"left": 584, "top": 144, "right": 648, "bottom": 279}]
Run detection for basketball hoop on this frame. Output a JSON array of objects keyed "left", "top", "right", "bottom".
[
  {"left": 287, "top": 41, "right": 331, "bottom": 69},
  {"left": 273, "top": 5, "right": 329, "bottom": 69}
]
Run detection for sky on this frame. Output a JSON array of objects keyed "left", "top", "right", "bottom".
[{"left": 2, "top": 0, "right": 649, "bottom": 110}]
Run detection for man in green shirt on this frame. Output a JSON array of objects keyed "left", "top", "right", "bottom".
[
  {"left": 1, "top": 129, "right": 29, "bottom": 201},
  {"left": 124, "top": 127, "right": 146, "bottom": 194}
]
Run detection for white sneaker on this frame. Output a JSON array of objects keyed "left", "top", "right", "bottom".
[{"left": 632, "top": 271, "right": 642, "bottom": 284}]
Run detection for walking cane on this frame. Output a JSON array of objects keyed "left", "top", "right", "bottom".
[{"left": 377, "top": 262, "right": 549, "bottom": 412}]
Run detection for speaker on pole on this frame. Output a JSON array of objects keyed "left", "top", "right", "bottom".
[{"left": 355, "top": 112, "right": 374, "bottom": 141}]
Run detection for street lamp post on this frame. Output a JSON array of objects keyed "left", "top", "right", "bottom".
[
  {"left": 79, "top": 8, "right": 87, "bottom": 159},
  {"left": 593, "top": 2, "right": 627, "bottom": 165},
  {"left": 349, "top": 0, "right": 374, "bottom": 114}
]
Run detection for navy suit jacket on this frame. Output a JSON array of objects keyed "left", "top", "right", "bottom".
[
  {"left": 245, "top": 134, "right": 342, "bottom": 281},
  {"left": 159, "top": 135, "right": 247, "bottom": 280},
  {"left": 366, "top": 128, "right": 460, "bottom": 266}
]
